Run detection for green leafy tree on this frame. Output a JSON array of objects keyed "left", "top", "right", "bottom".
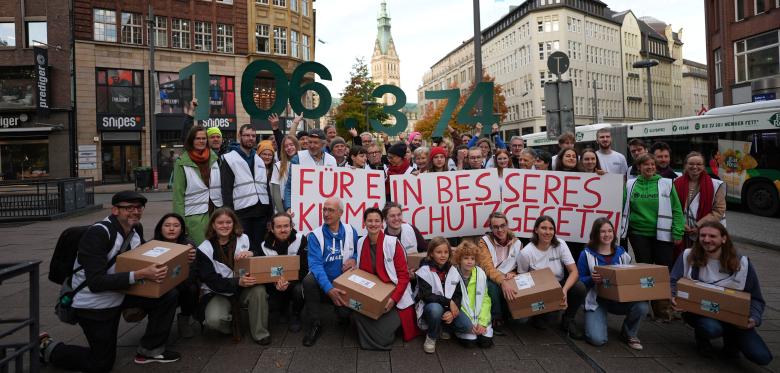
[{"left": 333, "top": 58, "right": 388, "bottom": 140}]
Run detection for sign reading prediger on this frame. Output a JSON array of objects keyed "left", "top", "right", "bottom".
[{"left": 33, "top": 47, "right": 49, "bottom": 117}]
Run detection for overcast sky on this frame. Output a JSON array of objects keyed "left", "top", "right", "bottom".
[{"left": 314, "top": 0, "right": 706, "bottom": 103}]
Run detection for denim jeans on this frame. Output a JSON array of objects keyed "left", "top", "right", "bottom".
[
  {"left": 487, "top": 280, "right": 506, "bottom": 321},
  {"left": 422, "top": 302, "right": 472, "bottom": 339},
  {"left": 584, "top": 298, "right": 649, "bottom": 346},
  {"left": 684, "top": 313, "right": 773, "bottom": 366}
]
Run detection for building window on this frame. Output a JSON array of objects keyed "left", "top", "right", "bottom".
[
  {"left": 538, "top": 42, "right": 544, "bottom": 60},
  {"left": 255, "top": 24, "right": 270, "bottom": 53},
  {"left": 735, "top": 0, "right": 745, "bottom": 20},
  {"left": 302, "top": 0, "right": 309, "bottom": 16},
  {"left": 754, "top": 0, "right": 766, "bottom": 14},
  {"left": 25, "top": 21, "right": 46, "bottom": 47},
  {"left": 273, "top": 0, "right": 286, "bottom": 6},
  {"left": 217, "top": 0, "right": 233, "bottom": 4},
  {"left": 95, "top": 68, "right": 144, "bottom": 115},
  {"left": 151, "top": 16, "right": 167, "bottom": 47},
  {"left": 256, "top": 0, "right": 269, "bottom": 4},
  {"left": 734, "top": 30, "right": 779, "bottom": 83},
  {"left": 0, "top": 66, "right": 35, "bottom": 107},
  {"left": 0, "top": 23, "right": 14, "bottom": 47},
  {"left": 121, "top": 12, "right": 143, "bottom": 45},
  {"left": 290, "top": 0, "right": 298, "bottom": 12},
  {"left": 172, "top": 19, "right": 190, "bottom": 49},
  {"left": 290, "top": 30, "right": 299, "bottom": 58},
  {"left": 301, "top": 34, "right": 310, "bottom": 60},
  {"left": 93, "top": 9, "right": 117, "bottom": 42},
  {"left": 194, "top": 21, "right": 212, "bottom": 51},
  {"left": 273, "top": 26, "right": 287, "bottom": 55},
  {"left": 216, "top": 24, "right": 234, "bottom": 53},
  {"left": 158, "top": 72, "right": 191, "bottom": 114},
  {"left": 714, "top": 48, "right": 722, "bottom": 89},
  {"left": 209, "top": 75, "right": 236, "bottom": 116}
]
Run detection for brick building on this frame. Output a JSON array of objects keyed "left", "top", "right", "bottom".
[
  {"left": 704, "top": 0, "right": 779, "bottom": 107},
  {"left": 0, "top": 0, "right": 74, "bottom": 180}
]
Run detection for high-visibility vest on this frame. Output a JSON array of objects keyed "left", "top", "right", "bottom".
[
  {"left": 182, "top": 161, "right": 221, "bottom": 215},
  {"left": 481, "top": 235, "right": 523, "bottom": 274},
  {"left": 356, "top": 234, "right": 415, "bottom": 309},
  {"left": 414, "top": 265, "right": 460, "bottom": 330},
  {"left": 198, "top": 234, "right": 252, "bottom": 296},
  {"left": 223, "top": 150, "right": 269, "bottom": 210},
  {"left": 621, "top": 177, "right": 674, "bottom": 241}
]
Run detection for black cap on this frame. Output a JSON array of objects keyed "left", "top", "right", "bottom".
[
  {"left": 112, "top": 190, "right": 148, "bottom": 206},
  {"left": 296, "top": 130, "right": 309, "bottom": 140},
  {"left": 388, "top": 142, "right": 407, "bottom": 158},
  {"left": 309, "top": 128, "right": 326, "bottom": 139}
]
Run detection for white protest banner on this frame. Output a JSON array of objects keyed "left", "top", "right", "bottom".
[
  {"left": 390, "top": 169, "right": 502, "bottom": 238},
  {"left": 501, "top": 169, "right": 623, "bottom": 243},
  {"left": 291, "top": 165, "right": 385, "bottom": 234}
]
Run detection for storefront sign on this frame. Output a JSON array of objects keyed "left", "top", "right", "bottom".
[
  {"left": 33, "top": 47, "right": 50, "bottom": 117},
  {"left": 201, "top": 117, "right": 237, "bottom": 130},
  {"left": 97, "top": 114, "right": 144, "bottom": 131},
  {"left": 78, "top": 145, "right": 98, "bottom": 170},
  {"left": 0, "top": 115, "right": 20, "bottom": 128}
]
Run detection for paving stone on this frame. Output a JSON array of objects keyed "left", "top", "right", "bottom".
[
  {"left": 200, "top": 344, "right": 264, "bottom": 373},
  {"left": 597, "top": 357, "right": 670, "bottom": 372},
  {"left": 389, "top": 345, "right": 442, "bottom": 372},
  {"left": 287, "top": 346, "right": 357, "bottom": 373},
  {"left": 252, "top": 347, "right": 294, "bottom": 373},
  {"left": 512, "top": 343, "right": 579, "bottom": 359},
  {"left": 489, "top": 359, "right": 546, "bottom": 373},
  {"left": 535, "top": 356, "right": 596, "bottom": 372}
]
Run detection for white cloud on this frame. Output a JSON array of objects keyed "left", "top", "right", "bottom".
[{"left": 315, "top": 0, "right": 707, "bottom": 102}]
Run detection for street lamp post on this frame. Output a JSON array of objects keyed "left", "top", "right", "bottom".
[
  {"left": 361, "top": 100, "right": 379, "bottom": 134},
  {"left": 633, "top": 59, "right": 659, "bottom": 120}
]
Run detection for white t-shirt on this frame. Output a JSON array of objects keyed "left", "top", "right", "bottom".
[
  {"left": 517, "top": 240, "right": 575, "bottom": 282},
  {"left": 596, "top": 150, "right": 628, "bottom": 175},
  {"left": 270, "top": 161, "right": 286, "bottom": 198}
]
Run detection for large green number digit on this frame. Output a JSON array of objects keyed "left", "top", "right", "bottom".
[
  {"left": 370, "top": 85, "right": 407, "bottom": 136},
  {"left": 179, "top": 62, "right": 210, "bottom": 121},
  {"left": 240, "top": 60, "right": 289, "bottom": 118},
  {"left": 289, "top": 62, "right": 332, "bottom": 118},
  {"left": 456, "top": 82, "right": 498, "bottom": 135},
  {"left": 424, "top": 89, "right": 460, "bottom": 137}
]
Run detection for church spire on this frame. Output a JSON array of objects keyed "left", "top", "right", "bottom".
[{"left": 376, "top": 0, "right": 392, "bottom": 55}]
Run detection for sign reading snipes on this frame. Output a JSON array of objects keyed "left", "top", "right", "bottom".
[{"left": 97, "top": 114, "right": 144, "bottom": 131}]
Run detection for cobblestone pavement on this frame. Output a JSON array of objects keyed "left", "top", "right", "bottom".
[{"left": 2, "top": 196, "right": 779, "bottom": 372}]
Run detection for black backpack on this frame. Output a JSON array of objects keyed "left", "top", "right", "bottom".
[{"left": 49, "top": 222, "right": 114, "bottom": 285}]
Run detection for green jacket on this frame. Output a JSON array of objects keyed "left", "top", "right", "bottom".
[
  {"left": 626, "top": 174, "right": 684, "bottom": 240},
  {"left": 461, "top": 266, "right": 491, "bottom": 328},
  {"left": 172, "top": 150, "right": 218, "bottom": 217}
]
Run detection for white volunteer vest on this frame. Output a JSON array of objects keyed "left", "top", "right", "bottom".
[
  {"left": 685, "top": 179, "right": 726, "bottom": 227},
  {"left": 312, "top": 223, "right": 356, "bottom": 265},
  {"left": 356, "top": 235, "right": 415, "bottom": 309},
  {"left": 621, "top": 177, "right": 675, "bottom": 241},
  {"left": 223, "top": 150, "right": 269, "bottom": 210},
  {"left": 181, "top": 161, "right": 222, "bottom": 215},
  {"left": 71, "top": 221, "right": 143, "bottom": 309},
  {"left": 481, "top": 235, "right": 523, "bottom": 274},
  {"left": 261, "top": 232, "right": 304, "bottom": 256},
  {"left": 396, "top": 223, "right": 418, "bottom": 254},
  {"left": 198, "top": 234, "right": 252, "bottom": 296},
  {"left": 297, "top": 150, "right": 337, "bottom": 167},
  {"left": 457, "top": 266, "right": 494, "bottom": 340},
  {"left": 582, "top": 249, "right": 632, "bottom": 311},
  {"left": 414, "top": 265, "right": 460, "bottom": 330},
  {"left": 680, "top": 249, "right": 749, "bottom": 291}
]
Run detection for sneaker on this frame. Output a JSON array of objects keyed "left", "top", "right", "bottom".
[
  {"left": 440, "top": 331, "right": 451, "bottom": 340},
  {"left": 622, "top": 335, "right": 643, "bottom": 351},
  {"left": 257, "top": 336, "right": 272, "bottom": 346},
  {"left": 493, "top": 320, "right": 506, "bottom": 336},
  {"left": 39, "top": 332, "right": 51, "bottom": 363},
  {"left": 562, "top": 318, "right": 584, "bottom": 340},
  {"left": 134, "top": 351, "right": 181, "bottom": 364},
  {"left": 423, "top": 335, "right": 436, "bottom": 354}
]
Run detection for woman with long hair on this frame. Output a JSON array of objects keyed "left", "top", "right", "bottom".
[
  {"left": 348, "top": 145, "right": 368, "bottom": 169},
  {"left": 579, "top": 148, "right": 606, "bottom": 175},
  {"left": 196, "top": 208, "right": 271, "bottom": 344},
  {"left": 428, "top": 146, "right": 451, "bottom": 172},
  {"left": 670, "top": 222, "right": 772, "bottom": 365},
  {"left": 271, "top": 135, "right": 300, "bottom": 213},
  {"left": 554, "top": 148, "right": 579, "bottom": 172},
  {"left": 493, "top": 149, "right": 511, "bottom": 178},
  {"left": 452, "top": 144, "right": 469, "bottom": 170}
]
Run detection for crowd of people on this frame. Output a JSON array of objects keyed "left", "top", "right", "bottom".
[{"left": 38, "top": 118, "right": 771, "bottom": 372}]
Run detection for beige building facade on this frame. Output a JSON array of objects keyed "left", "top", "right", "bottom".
[{"left": 681, "top": 59, "right": 709, "bottom": 116}]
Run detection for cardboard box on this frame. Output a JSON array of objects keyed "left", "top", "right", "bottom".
[
  {"left": 333, "top": 268, "right": 395, "bottom": 320},
  {"left": 676, "top": 278, "right": 751, "bottom": 327},
  {"left": 594, "top": 264, "right": 671, "bottom": 302},
  {"left": 234, "top": 255, "right": 300, "bottom": 284},
  {"left": 504, "top": 268, "right": 564, "bottom": 319},
  {"left": 115, "top": 240, "right": 190, "bottom": 298},
  {"left": 406, "top": 252, "right": 427, "bottom": 271}
]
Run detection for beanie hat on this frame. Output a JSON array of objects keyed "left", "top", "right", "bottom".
[
  {"left": 257, "top": 140, "right": 275, "bottom": 155},
  {"left": 429, "top": 146, "right": 448, "bottom": 161},
  {"left": 330, "top": 137, "right": 347, "bottom": 149},
  {"left": 206, "top": 127, "right": 222, "bottom": 137},
  {"left": 408, "top": 131, "right": 421, "bottom": 143},
  {"left": 388, "top": 142, "right": 407, "bottom": 158}
]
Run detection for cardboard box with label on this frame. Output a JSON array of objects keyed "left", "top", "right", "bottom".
[
  {"left": 504, "top": 268, "right": 564, "bottom": 319},
  {"left": 594, "top": 263, "right": 670, "bottom": 302},
  {"left": 115, "top": 240, "right": 190, "bottom": 298},
  {"left": 333, "top": 269, "right": 395, "bottom": 320},
  {"left": 676, "top": 278, "right": 751, "bottom": 327},
  {"left": 406, "top": 252, "right": 427, "bottom": 271},
  {"left": 234, "top": 255, "right": 300, "bottom": 284}
]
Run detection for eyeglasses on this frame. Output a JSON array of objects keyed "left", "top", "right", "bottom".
[
  {"left": 491, "top": 224, "right": 508, "bottom": 230},
  {"left": 116, "top": 204, "right": 144, "bottom": 212},
  {"left": 368, "top": 151, "right": 381, "bottom": 155}
]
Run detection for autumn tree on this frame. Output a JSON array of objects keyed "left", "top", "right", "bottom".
[
  {"left": 332, "top": 58, "right": 387, "bottom": 140},
  {"left": 416, "top": 73, "right": 508, "bottom": 141}
]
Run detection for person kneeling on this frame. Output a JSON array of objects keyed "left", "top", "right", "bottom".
[
  {"left": 260, "top": 212, "right": 307, "bottom": 332},
  {"left": 416, "top": 237, "right": 472, "bottom": 353},
  {"left": 196, "top": 208, "right": 271, "bottom": 345},
  {"left": 577, "top": 218, "right": 649, "bottom": 350},
  {"left": 454, "top": 241, "right": 493, "bottom": 348},
  {"left": 670, "top": 221, "right": 772, "bottom": 366}
]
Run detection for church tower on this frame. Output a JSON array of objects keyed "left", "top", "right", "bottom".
[{"left": 371, "top": 0, "right": 400, "bottom": 105}]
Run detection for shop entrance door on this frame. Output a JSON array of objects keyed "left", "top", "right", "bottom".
[{"left": 101, "top": 143, "right": 141, "bottom": 183}]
